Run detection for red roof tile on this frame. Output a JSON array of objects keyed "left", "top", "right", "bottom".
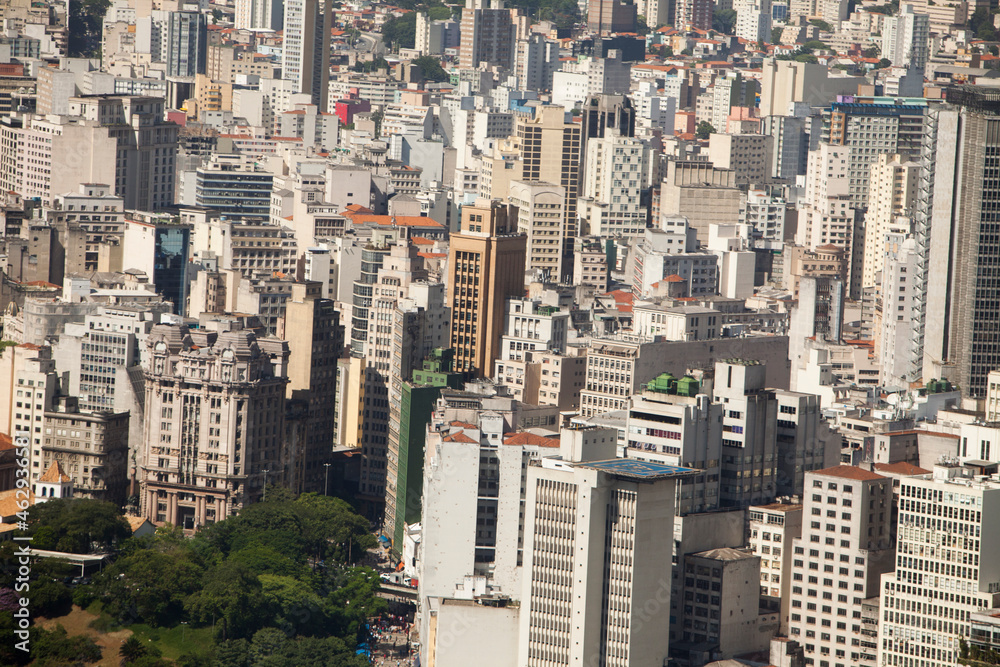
[{"left": 812, "top": 465, "right": 886, "bottom": 482}]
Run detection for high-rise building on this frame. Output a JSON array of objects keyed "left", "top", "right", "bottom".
[
  {"left": 674, "top": 0, "right": 714, "bottom": 28},
  {"left": 0, "top": 344, "right": 59, "bottom": 484},
  {"left": 514, "top": 106, "right": 582, "bottom": 280},
  {"left": 194, "top": 153, "right": 275, "bottom": 218},
  {"left": 508, "top": 180, "right": 565, "bottom": 281},
  {"left": 579, "top": 131, "right": 651, "bottom": 240},
  {"left": 881, "top": 5, "right": 930, "bottom": 72},
  {"left": 713, "top": 360, "right": 779, "bottom": 508},
  {"left": 749, "top": 502, "right": 804, "bottom": 635},
  {"left": 446, "top": 200, "right": 526, "bottom": 378},
  {"left": 787, "top": 466, "right": 894, "bottom": 667},
  {"left": 385, "top": 348, "right": 465, "bottom": 548},
  {"left": 877, "top": 462, "right": 1000, "bottom": 667},
  {"left": 139, "top": 322, "right": 289, "bottom": 528},
  {"left": 919, "top": 88, "right": 1000, "bottom": 397},
  {"left": 587, "top": 0, "right": 638, "bottom": 33},
  {"left": 163, "top": 11, "right": 207, "bottom": 77},
  {"left": 458, "top": 0, "right": 515, "bottom": 70},
  {"left": 624, "top": 372, "right": 723, "bottom": 515},
  {"left": 518, "top": 439, "right": 696, "bottom": 666},
  {"left": 282, "top": 0, "right": 332, "bottom": 109},
  {"left": 281, "top": 282, "right": 343, "bottom": 495},
  {"left": 235, "top": 0, "right": 284, "bottom": 30},
  {"left": 67, "top": 95, "right": 179, "bottom": 211},
  {"left": 861, "top": 153, "right": 918, "bottom": 292}
]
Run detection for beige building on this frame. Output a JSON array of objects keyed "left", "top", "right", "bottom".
[
  {"left": 139, "top": 323, "right": 289, "bottom": 529},
  {"left": 41, "top": 401, "right": 130, "bottom": 505},
  {"left": 862, "top": 153, "right": 918, "bottom": 292},
  {"left": 514, "top": 106, "right": 582, "bottom": 279},
  {"left": 787, "top": 466, "right": 894, "bottom": 667},
  {"left": 508, "top": 180, "right": 565, "bottom": 281},
  {"left": 659, "top": 161, "right": 742, "bottom": 243},
  {"left": 447, "top": 200, "right": 527, "bottom": 378},
  {"left": 749, "top": 502, "right": 804, "bottom": 635},
  {"left": 0, "top": 344, "right": 59, "bottom": 483}
]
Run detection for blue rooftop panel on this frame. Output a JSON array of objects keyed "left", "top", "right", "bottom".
[{"left": 577, "top": 459, "right": 700, "bottom": 480}]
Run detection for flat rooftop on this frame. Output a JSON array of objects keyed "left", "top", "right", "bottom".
[{"left": 577, "top": 458, "right": 699, "bottom": 480}]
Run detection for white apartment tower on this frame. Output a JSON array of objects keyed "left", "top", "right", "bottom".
[
  {"left": 235, "top": 0, "right": 284, "bottom": 30},
  {"left": 862, "top": 153, "right": 918, "bottom": 292},
  {"left": 518, "top": 435, "right": 697, "bottom": 666},
  {"left": 579, "top": 131, "right": 651, "bottom": 240},
  {"left": 749, "top": 502, "right": 804, "bottom": 634},
  {"left": 877, "top": 463, "right": 1000, "bottom": 667},
  {"left": 282, "top": 0, "right": 332, "bottom": 110},
  {"left": 508, "top": 180, "right": 566, "bottom": 281},
  {"left": 788, "top": 466, "right": 895, "bottom": 667},
  {"left": 881, "top": 5, "right": 930, "bottom": 72}
]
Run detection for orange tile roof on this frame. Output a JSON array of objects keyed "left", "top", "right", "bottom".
[
  {"left": 663, "top": 274, "right": 685, "bottom": 282},
  {"left": 412, "top": 236, "right": 435, "bottom": 245},
  {"left": 0, "top": 488, "right": 34, "bottom": 518},
  {"left": 873, "top": 462, "right": 930, "bottom": 476},
  {"left": 450, "top": 420, "right": 477, "bottom": 429},
  {"left": 39, "top": 460, "right": 71, "bottom": 484},
  {"left": 345, "top": 213, "right": 445, "bottom": 229},
  {"left": 503, "top": 432, "right": 560, "bottom": 448},
  {"left": 812, "top": 465, "right": 885, "bottom": 482},
  {"left": 442, "top": 431, "right": 477, "bottom": 443},
  {"left": 0, "top": 433, "right": 11, "bottom": 450},
  {"left": 345, "top": 204, "right": 374, "bottom": 213}
]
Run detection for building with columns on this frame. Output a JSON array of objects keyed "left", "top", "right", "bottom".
[{"left": 138, "top": 321, "right": 289, "bottom": 529}]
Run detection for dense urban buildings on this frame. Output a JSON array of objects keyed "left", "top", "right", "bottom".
[{"left": 6, "top": 2, "right": 1000, "bottom": 666}]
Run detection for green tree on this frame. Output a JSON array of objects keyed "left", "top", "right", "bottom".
[
  {"left": 27, "top": 497, "right": 132, "bottom": 553},
  {"left": 876, "top": 57, "right": 892, "bottom": 68},
  {"left": 771, "top": 26, "right": 784, "bottom": 44},
  {"left": 427, "top": 5, "right": 453, "bottom": 19},
  {"left": 413, "top": 55, "right": 450, "bottom": 82},
  {"left": 185, "top": 561, "right": 269, "bottom": 641},
  {"left": 809, "top": 18, "right": 833, "bottom": 32},
  {"left": 800, "top": 40, "right": 828, "bottom": 52},
  {"left": 695, "top": 121, "right": 716, "bottom": 139},
  {"left": 971, "top": 8, "right": 998, "bottom": 41},
  {"left": 119, "top": 636, "right": 149, "bottom": 665},
  {"left": 101, "top": 547, "right": 204, "bottom": 626},
  {"left": 381, "top": 12, "right": 417, "bottom": 50},
  {"left": 32, "top": 625, "right": 103, "bottom": 667},
  {"left": 712, "top": 8, "right": 737, "bottom": 33},
  {"left": 68, "top": 0, "right": 111, "bottom": 57},
  {"left": 795, "top": 53, "right": 820, "bottom": 63}
]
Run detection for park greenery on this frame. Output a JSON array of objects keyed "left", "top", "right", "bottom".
[
  {"left": 0, "top": 492, "right": 381, "bottom": 666},
  {"left": 69, "top": 0, "right": 111, "bottom": 57}
]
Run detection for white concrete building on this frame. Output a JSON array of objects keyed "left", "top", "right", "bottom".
[
  {"left": 877, "top": 463, "right": 1000, "bottom": 667},
  {"left": 878, "top": 235, "right": 918, "bottom": 390},
  {"left": 749, "top": 502, "right": 804, "bottom": 634},
  {"left": 508, "top": 180, "right": 565, "bottom": 281},
  {"left": 788, "top": 466, "right": 895, "bottom": 667},
  {"left": 862, "top": 153, "right": 918, "bottom": 292},
  {"left": 708, "top": 133, "right": 774, "bottom": 187},
  {"left": 499, "top": 298, "right": 569, "bottom": 361},
  {"left": 518, "top": 430, "right": 695, "bottom": 667},
  {"left": 881, "top": 4, "right": 930, "bottom": 72},
  {"left": 579, "top": 132, "right": 651, "bottom": 240},
  {"left": 281, "top": 0, "right": 332, "bottom": 108}
]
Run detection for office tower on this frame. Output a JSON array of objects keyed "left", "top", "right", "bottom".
[
  {"left": 518, "top": 441, "right": 695, "bottom": 666},
  {"left": 774, "top": 390, "right": 839, "bottom": 498},
  {"left": 496, "top": 298, "right": 569, "bottom": 361},
  {"left": 741, "top": 188, "right": 786, "bottom": 245},
  {"left": 235, "top": 0, "right": 284, "bottom": 30},
  {"left": 446, "top": 200, "right": 526, "bottom": 378},
  {"left": 282, "top": 282, "right": 343, "bottom": 494},
  {"left": 67, "top": 96, "right": 179, "bottom": 211},
  {"left": 787, "top": 466, "right": 894, "bottom": 667},
  {"left": 194, "top": 153, "right": 275, "bottom": 218},
  {"left": 139, "top": 322, "right": 289, "bottom": 528},
  {"left": 580, "top": 130, "right": 651, "bottom": 240},
  {"left": 877, "top": 462, "right": 1000, "bottom": 667},
  {"left": 580, "top": 94, "right": 637, "bottom": 146},
  {"left": 861, "top": 154, "right": 918, "bottom": 292},
  {"left": 41, "top": 401, "right": 130, "bottom": 505},
  {"left": 282, "top": 0, "right": 332, "bottom": 109},
  {"left": 625, "top": 372, "right": 723, "bottom": 515},
  {"left": 881, "top": 5, "right": 930, "bottom": 72},
  {"left": 508, "top": 180, "right": 565, "bottom": 281},
  {"left": 640, "top": 0, "right": 673, "bottom": 28},
  {"left": 680, "top": 547, "right": 771, "bottom": 656},
  {"left": 749, "top": 502, "right": 804, "bottom": 635},
  {"left": 713, "top": 360, "right": 779, "bottom": 508},
  {"left": 629, "top": 226, "right": 720, "bottom": 298},
  {"left": 385, "top": 349, "right": 464, "bottom": 548},
  {"left": 164, "top": 11, "right": 207, "bottom": 77},
  {"left": 879, "top": 237, "right": 918, "bottom": 389},
  {"left": 587, "top": 0, "right": 638, "bottom": 33},
  {"left": 822, "top": 99, "right": 927, "bottom": 209},
  {"left": 515, "top": 106, "right": 582, "bottom": 280},
  {"left": 515, "top": 33, "right": 558, "bottom": 92},
  {"left": 659, "top": 162, "right": 742, "bottom": 243},
  {"left": 0, "top": 344, "right": 60, "bottom": 484},
  {"left": 349, "top": 229, "right": 396, "bottom": 354},
  {"left": 358, "top": 240, "right": 444, "bottom": 522},
  {"left": 759, "top": 60, "right": 860, "bottom": 118},
  {"left": 458, "top": 0, "right": 515, "bottom": 70},
  {"left": 919, "top": 88, "right": 1000, "bottom": 398},
  {"left": 122, "top": 218, "right": 191, "bottom": 315},
  {"left": 708, "top": 133, "right": 774, "bottom": 186},
  {"left": 762, "top": 114, "right": 811, "bottom": 181}
]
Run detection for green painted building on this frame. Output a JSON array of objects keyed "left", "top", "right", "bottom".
[{"left": 390, "top": 348, "right": 465, "bottom": 547}]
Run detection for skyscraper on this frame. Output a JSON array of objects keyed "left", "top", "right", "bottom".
[
  {"left": 458, "top": 0, "right": 515, "bottom": 70},
  {"left": 587, "top": 0, "right": 637, "bottom": 33},
  {"left": 881, "top": 5, "right": 930, "bottom": 72},
  {"left": 282, "top": 0, "right": 332, "bottom": 109},
  {"left": 920, "top": 87, "right": 1000, "bottom": 397},
  {"left": 877, "top": 462, "right": 1000, "bottom": 667},
  {"left": 515, "top": 106, "right": 582, "bottom": 281},
  {"left": 447, "top": 199, "right": 526, "bottom": 377},
  {"left": 235, "top": 0, "right": 284, "bottom": 30}
]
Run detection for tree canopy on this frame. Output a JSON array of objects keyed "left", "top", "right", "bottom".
[
  {"left": 27, "top": 498, "right": 132, "bottom": 553},
  {"left": 68, "top": 0, "right": 111, "bottom": 57},
  {"left": 381, "top": 13, "right": 417, "bottom": 51},
  {"left": 413, "top": 55, "right": 450, "bottom": 82},
  {"left": 712, "top": 8, "right": 737, "bottom": 34},
  {"left": 695, "top": 121, "right": 716, "bottom": 139}
]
